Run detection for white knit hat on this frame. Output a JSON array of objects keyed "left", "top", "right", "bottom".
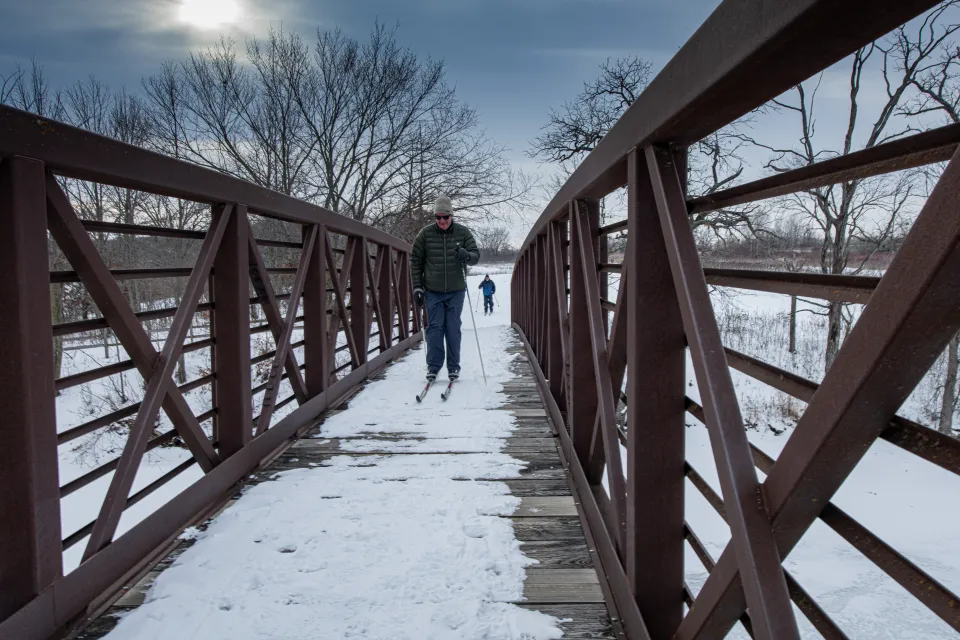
[{"left": 433, "top": 195, "right": 453, "bottom": 216}]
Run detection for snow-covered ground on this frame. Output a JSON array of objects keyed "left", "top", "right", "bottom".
[
  {"left": 602, "top": 272, "right": 960, "bottom": 638},
  {"left": 96, "top": 269, "right": 567, "bottom": 639}
]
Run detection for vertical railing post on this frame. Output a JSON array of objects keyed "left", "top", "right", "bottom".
[
  {"left": 526, "top": 251, "right": 532, "bottom": 333},
  {"left": 533, "top": 236, "right": 543, "bottom": 362},
  {"left": 0, "top": 157, "right": 62, "bottom": 619},
  {"left": 395, "top": 251, "right": 410, "bottom": 341},
  {"left": 568, "top": 200, "right": 599, "bottom": 464},
  {"left": 510, "top": 270, "right": 515, "bottom": 325},
  {"left": 378, "top": 245, "right": 393, "bottom": 349},
  {"left": 530, "top": 244, "right": 537, "bottom": 354},
  {"left": 541, "top": 235, "right": 550, "bottom": 364},
  {"left": 524, "top": 253, "right": 530, "bottom": 332},
  {"left": 625, "top": 149, "right": 686, "bottom": 639},
  {"left": 304, "top": 224, "right": 329, "bottom": 397},
  {"left": 406, "top": 252, "right": 420, "bottom": 336},
  {"left": 529, "top": 247, "right": 535, "bottom": 336},
  {"left": 586, "top": 199, "right": 601, "bottom": 289},
  {"left": 599, "top": 230, "right": 609, "bottom": 336},
  {"left": 348, "top": 236, "right": 369, "bottom": 366},
  {"left": 212, "top": 203, "right": 252, "bottom": 456},
  {"left": 560, "top": 217, "right": 571, "bottom": 410},
  {"left": 518, "top": 253, "right": 525, "bottom": 330},
  {"left": 516, "top": 253, "right": 522, "bottom": 328},
  {"left": 546, "top": 222, "right": 564, "bottom": 405}
]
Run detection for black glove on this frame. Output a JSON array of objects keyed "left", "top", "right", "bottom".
[
  {"left": 414, "top": 288, "right": 425, "bottom": 306},
  {"left": 455, "top": 246, "right": 470, "bottom": 263}
]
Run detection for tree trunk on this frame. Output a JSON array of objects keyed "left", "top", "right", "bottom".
[
  {"left": 789, "top": 295, "right": 797, "bottom": 354},
  {"left": 824, "top": 300, "right": 843, "bottom": 372},
  {"left": 175, "top": 321, "right": 194, "bottom": 385},
  {"left": 939, "top": 332, "right": 959, "bottom": 435},
  {"left": 51, "top": 285, "right": 64, "bottom": 393},
  {"left": 176, "top": 353, "right": 188, "bottom": 385}
]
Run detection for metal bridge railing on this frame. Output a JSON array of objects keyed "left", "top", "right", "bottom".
[
  {"left": 0, "top": 105, "right": 420, "bottom": 640},
  {"left": 511, "top": 1, "right": 960, "bottom": 639}
]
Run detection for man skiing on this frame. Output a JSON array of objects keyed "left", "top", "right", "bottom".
[
  {"left": 411, "top": 195, "right": 480, "bottom": 382},
  {"left": 478, "top": 275, "right": 496, "bottom": 315}
]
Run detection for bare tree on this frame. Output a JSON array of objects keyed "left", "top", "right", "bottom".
[
  {"left": 62, "top": 77, "right": 113, "bottom": 227},
  {"left": 106, "top": 89, "right": 153, "bottom": 224},
  {"left": 142, "top": 38, "right": 315, "bottom": 198},
  {"left": 900, "top": 27, "right": 960, "bottom": 123},
  {"left": 530, "top": 56, "right": 653, "bottom": 166},
  {"left": 140, "top": 24, "right": 529, "bottom": 232},
  {"left": 896, "top": 7, "right": 960, "bottom": 434},
  {"left": 529, "top": 55, "right": 762, "bottom": 233},
  {"left": 475, "top": 226, "right": 513, "bottom": 260},
  {"left": 281, "top": 23, "right": 531, "bottom": 224},
  {"left": 2, "top": 58, "right": 64, "bottom": 119},
  {"left": 740, "top": 2, "right": 959, "bottom": 371}
]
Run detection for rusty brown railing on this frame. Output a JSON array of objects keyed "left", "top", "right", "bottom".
[
  {"left": 512, "top": 1, "right": 960, "bottom": 639},
  {"left": 0, "top": 106, "right": 420, "bottom": 639}
]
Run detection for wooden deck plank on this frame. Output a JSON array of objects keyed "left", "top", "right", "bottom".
[
  {"left": 525, "top": 569, "right": 599, "bottom": 584},
  {"left": 518, "top": 604, "right": 617, "bottom": 639},
  {"left": 512, "top": 496, "right": 579, "bottom": 517},
  {"left": 517, "top": 540, "right": 594, "bottom": 568},
  {"left": 513, "top": 517, "right": 585, "bottom": 541},
  {"left": 504, "top": 478, "right": 572, "bottom": 496},
  {"left": 512, "top": 583, "right": 606, "bottom": 604}
]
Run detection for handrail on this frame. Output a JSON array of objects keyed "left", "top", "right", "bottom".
[
  {"left": 0, "top": 106, "right": 410, "bottom": 251},
  {"left": 511, "top": 1, "right": 957, "bottom": 638},
  {"left": 0, "top": 96, "right": 422, "bottom": 640}
]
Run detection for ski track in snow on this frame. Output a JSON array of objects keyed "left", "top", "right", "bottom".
[{"left": 101, "top": 270, "right": 566, "bottom": 639}]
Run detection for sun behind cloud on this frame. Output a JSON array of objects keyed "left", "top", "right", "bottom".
[{"left": 179, "top": 0, "right": 241, "bottom": 29}]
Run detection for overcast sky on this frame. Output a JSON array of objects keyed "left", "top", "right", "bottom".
[
  {"left": 2, "top": 1, "right": 952, "bottom": 241},
  {"left": 0, "top": 0, "right": 719, "bottom": 144},
  {"left": 0, "top": 0, "right": 725, "bottom": 231}
]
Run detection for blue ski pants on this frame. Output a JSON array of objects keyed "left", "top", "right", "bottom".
[{"left": 424, "top": 289, "right": 465, "bottom": 373}]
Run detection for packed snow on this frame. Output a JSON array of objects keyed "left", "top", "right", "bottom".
[{"left": 97, "top": 269, "right": 567, "bottom": 639}]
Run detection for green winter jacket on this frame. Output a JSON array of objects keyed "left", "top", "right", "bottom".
[{"left": 411, "top": 221, "right": 480, "bottom": 293}]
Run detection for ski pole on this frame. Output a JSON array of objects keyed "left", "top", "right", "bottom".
[
  {"left": 475, "top": 292, "right": 481, "bottom": 313},
  {"left": 458, "top": 245, "right": 487, "bottom": 385}
]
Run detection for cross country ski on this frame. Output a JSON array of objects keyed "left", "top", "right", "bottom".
[
  {"left": 415, "top": 379, "right": 433, "bottom": 403},
  {"left": 441, "top": 379, "right": 455, "bottom": 401}
]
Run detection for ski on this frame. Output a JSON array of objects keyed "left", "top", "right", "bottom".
[
  {"left": 441, "top": 379, "right": 456, "bottom": 401},
  {"left": 416, "top": 379, "right": 434, "bottom": 403}
]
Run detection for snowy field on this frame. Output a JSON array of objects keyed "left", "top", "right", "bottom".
[
  {"left": 601, "top": 274, "right": 960, "bottom": 638},
  {"left": 96, "top": 269, "right": 568, "bottom": 639}
]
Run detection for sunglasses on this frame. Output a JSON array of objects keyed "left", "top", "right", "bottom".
[{"left": 435, "top": 214, "right": 451, "bottom": 221}]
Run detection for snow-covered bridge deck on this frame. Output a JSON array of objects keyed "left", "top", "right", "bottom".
[{"left": 75, "top": 318, "right": 617, "bottom": 639}]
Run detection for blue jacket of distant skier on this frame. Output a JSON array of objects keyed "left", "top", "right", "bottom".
[{"left": 479, "top": 279, "right": 496, "bottom": 296}]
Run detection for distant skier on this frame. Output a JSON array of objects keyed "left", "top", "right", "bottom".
[
  {"left": 478, "top": 275, "right": 496, "bottom": 315},
  {"left": 411, "top": 195, "right": 480, "bottom": 382}
]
